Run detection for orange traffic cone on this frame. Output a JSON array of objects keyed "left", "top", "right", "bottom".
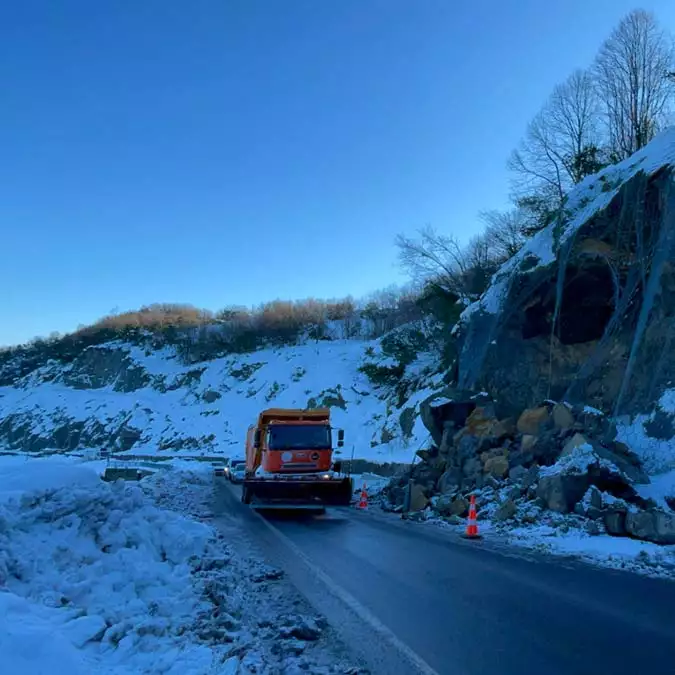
[
  {"left": 463, "top": 494, "right": 481, "bottom": 539},
  {"left": 358, "top": 483, "right": 368, "bottom": 509}
]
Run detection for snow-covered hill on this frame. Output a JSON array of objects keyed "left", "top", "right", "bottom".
[{"left": 0, "top": 326, "right": 444, "bottom": 463}]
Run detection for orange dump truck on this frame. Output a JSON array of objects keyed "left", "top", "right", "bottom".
[{"left": 241, "top": 407, "right": 353, "bottom": 509}]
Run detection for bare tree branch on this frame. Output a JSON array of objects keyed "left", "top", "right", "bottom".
[
  {"left": 509, "top": 69, "right": 604, "bottom": 209},
  {"left": 593, "top": 9, "right": 675, "bottom": 159}
]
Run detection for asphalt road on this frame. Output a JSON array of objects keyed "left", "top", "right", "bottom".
[{"left": 215, "top": 482, "right": 675, "bottom": 675}]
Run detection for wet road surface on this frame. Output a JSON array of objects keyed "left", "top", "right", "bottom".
[{"left": 215, "top": 482, "right": 675, "bottom": 675}]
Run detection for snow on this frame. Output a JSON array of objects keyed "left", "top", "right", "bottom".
[
  {"left": 539, "top": 443, "right": 622, "bottom": 478},
  {"left": 429, "top": 396, "right": 453, "bottom": 408},
  {"left": 508, "top": 524, "right": 675, "bottom": 577},
  {"left": 616, "top": 388, "right": 675, "bottom": 474},
  {"left": 458, "top": 126, "right": 675, "bottom": 326},
  {"left": 0, "top": 458, "right": 222, "bottom": 674},
  {"left": 636, "top": 469, "right": 675, "bottom": 511},
  {"left": 0, "top": 455, "right": 359, "bottom": 674},
  {"left": 583, "top": 405, "right": 603, "bottom": 416},
  {"left": 0, "top": 592, "right": 98, "bottom": 675},
  {"left": 0, "top": 338, "right": 440, "bottom": 464}
]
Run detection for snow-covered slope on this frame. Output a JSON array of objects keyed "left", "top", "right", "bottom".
[{"left": 0, "top": 330, "right": 443, "bottom": 462}]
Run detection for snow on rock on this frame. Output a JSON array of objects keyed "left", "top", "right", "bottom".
[
  {"left": 616, "top": 388, "right": 675, "bottom": 474},
  {"left": 458, "top": 126, "right": 675, "bottom": 327}
]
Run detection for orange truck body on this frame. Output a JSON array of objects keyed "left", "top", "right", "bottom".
[{"left": 241, "top": 407, "right": 352, "bottom": 509}]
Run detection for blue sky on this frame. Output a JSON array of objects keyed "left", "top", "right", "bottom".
[{"left": 2, "top": 1, "right": 674, "bottom": 346}]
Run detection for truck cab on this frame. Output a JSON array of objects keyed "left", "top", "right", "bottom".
[{"left": 242, "top": 407, "right": 350, "bottom": 508}]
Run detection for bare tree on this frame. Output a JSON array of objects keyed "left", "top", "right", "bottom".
[
  {"left": 509, "top": 69, "right": 604, "bottom": 210},
  {"left": 396, "top": 226, "right": 471, "bottom": 298},
  {"left": 548, "top": 69, "right": 605, "bottom": 183},
  {"left": 480, "top": 209, "right": 528, "bottom": 261},
  {"left": 594, "top": 9, "right": 675, "bottom": 160},
  {"left": 396, "top": 226, "right": 499, "bottom": 301}
]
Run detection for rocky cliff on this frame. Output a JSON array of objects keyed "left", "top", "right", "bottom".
[{"left": 456, "top": 128, "right": 675, "bottom": 420}]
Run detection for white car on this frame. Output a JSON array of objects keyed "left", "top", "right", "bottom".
[{"left": 229, "top": 460, "right": 247, "bottom": 484}]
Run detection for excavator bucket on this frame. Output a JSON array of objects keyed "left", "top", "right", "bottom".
[{"left": 242, "top": 475, "right": 353, "bottom": 510}]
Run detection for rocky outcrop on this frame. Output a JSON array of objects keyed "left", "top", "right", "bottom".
[
  {"left": 455, "top": 133, "right": 675, "bottom": 420},
  {"left": 60, "top": 346, "right": 151, "bottom": 392}
]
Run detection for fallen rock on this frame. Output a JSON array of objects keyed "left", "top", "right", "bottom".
[
  {"left": 536, "top": 471, "right": 590, "bottom": 513},
  {"left": 484, "top": 455, "right": 509, "bottom": 479},
  {"left": 561, "top": 432, "right": 589, "bottom": 456},
  {"left": 625, "top": 509, "right": 675, "bottom": 544},
  {"left": 509, "top": 465, "right": 528, "bottom": 483},
  {"left": 409, "top": 483, "right": 429, "bottom": 512},
  {"left": 437, "top": 468, "right": 462, "bottom": 494},
  {"left": 494, "top": 499, "right": 517, "bottom": 521},
  {"left": 420, "top": 390, "right": 480, "bottom": 445},
  {"left": 521, "top": 434, "right": 538, "bottom": 452},
  {"left": 517, "top": 407, "right": 552, "bottom": 436},
  {"left": 522, "top": 464, "right": 540, "bottom": 490},
  {"left": 435, "top": 495, "right": 468, "bottom": 517},
  {"left": 596, "top": 442, "right": 649, "bottom": 484},
  {"left": 506, "top": 485, "right": 522, "bottom": 501},
  {"left": 552, "top": 403, "right": 575, "bottom": 430},
  {"left": 603, "top": 509, "right": 627, "bottom": 536}
]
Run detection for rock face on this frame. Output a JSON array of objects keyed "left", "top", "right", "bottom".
[
  {"left": 454, "top": 134, "right": 675, "bottom": 419},
  {"left": 625, "top": 510, "right": 675, "bottom": 544}
]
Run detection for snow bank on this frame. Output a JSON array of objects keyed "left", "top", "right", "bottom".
[
  {"left": 0, "top": 456, "right": 217, "bottom": 674},
  {"left": 507, "top": 523, "right": 675, "bottom": 578}
]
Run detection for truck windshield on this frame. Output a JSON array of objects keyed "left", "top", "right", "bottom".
[{"left": 267, "top": 425, "right": 332, "bottom": 450}]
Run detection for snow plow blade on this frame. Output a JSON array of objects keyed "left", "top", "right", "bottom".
[{"left": 242, "top": 476, "right": 353, "bottom": 509}]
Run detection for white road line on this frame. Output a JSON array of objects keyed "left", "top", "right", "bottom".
[{"left": 252, "top": 509, "right": 441, "bottom": 675}]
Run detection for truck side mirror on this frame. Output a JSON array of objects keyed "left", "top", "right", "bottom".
[
  {"left": 337, "top": 429, "right": 344, "bottom": 447},
  {"left": 254, "top": 430, "right": 261, "bottom": 448}
]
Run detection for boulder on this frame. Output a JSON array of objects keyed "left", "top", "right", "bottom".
[
  {"left": 517, "top": 407, "right": 552, "bottom": 436},
  {"left": 536, "top": 471, "right": 590, "bottom": 513},
  {"left": 552, "top": 403, "right": 575, "bottom": 430},
  {"left": 509, "top": 465, "right": 528, "bottom": 483},
  {"left": 603, "top": 509, "right": 627, "bottom": 536},
  {"left": 409, "top": 484, "right": 429, "bottom": 512},
  {"left": 420, "top": 390, "right": 480, "bottom": 446},
  {"left": 506, "top": 485, "right": 522, "bottom": 501},
  {"left": 436, "top": 495, "right": 469, "bottom": 518},
  {"left": 494, "top": 499, "right": 517, "bottom": 521},
  {"left": 596, "top": 442, "right": 649, "bottom": 485},
  {"left": 561, "top": 432, "right": 589, "bottom": 456},
  {"left": 437, "top": 468, "right": 462, "bottom": 494},
  {"left": 462, "top": 456, "right": 482, "bottom": 482},
  {"left": 522, "top": 464, "right": 540, "bottom": 490},
  {"left": 484, "top": 455, "right": 509, "bottom": 479},
  {"left": 521, "top": 434, "right": 538, "bottom": 452},
  {"left": 625, "top": 510, "right": 675, "bottom": 544}
]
